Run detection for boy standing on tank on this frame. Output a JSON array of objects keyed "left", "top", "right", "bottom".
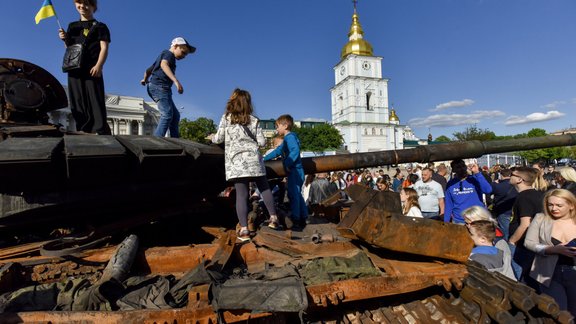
[
  {"left": 141, "top": 37, "right": 195, "bottom": 138},
  {"left": 264, "top": 115, "right": 308, "bottom": 231}
]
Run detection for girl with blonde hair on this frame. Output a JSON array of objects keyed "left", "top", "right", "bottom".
[{"left": 556, "top": 167, "right": 576, "bottom": 195}]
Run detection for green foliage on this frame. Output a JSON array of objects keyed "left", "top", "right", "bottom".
[
  {"left": 513, "top": 128, "right": 571, "bottom": 163},
  {"left": 293, "top": 123, "right": 344, "bottom": 152},
  {"left": 449, "top": 126, "right": 574, "bottom": 163},
  {"left": 526, "top": 128, "right": 547, "bottom": 137},
  {"left": 434, "top": 135, "right": 452, "bottom": 142},
  {"left": 452, "top": 125, "right": 497, "bottom": 141},
  {"left": 179, "top": 117, "right": 216, "bottom": 144}
]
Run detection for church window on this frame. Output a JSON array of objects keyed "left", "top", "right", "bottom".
[{"left": 366, "top": 91, "right": 372, "bottom": 110}]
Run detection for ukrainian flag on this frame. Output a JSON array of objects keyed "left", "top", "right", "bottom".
[{"left": 35, "top": 0, "right": 56, "bottom": 24}]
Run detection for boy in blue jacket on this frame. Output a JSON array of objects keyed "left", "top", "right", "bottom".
[{"left": 264, "top": 115, "right": 308, "bottom": 231}]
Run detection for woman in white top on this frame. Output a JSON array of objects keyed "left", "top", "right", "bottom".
[
  {"left": 400, "top": 187, "right": 423, "bottom": 218},
  {"left": 524, "top": 189, "right": 576, "bottom": 316}
]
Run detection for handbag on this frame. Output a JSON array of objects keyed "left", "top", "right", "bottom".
[
  {"left": 62, "top": 22, "right": 98, "bottom": 73},
  {"left": 62, "top": 44, "right": 84, "bottom": 72}
]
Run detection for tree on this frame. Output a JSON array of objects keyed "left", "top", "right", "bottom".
[
  {"left": 517, "top": 128, "right": 570, "bottom": 163},
  {"left": 452, "top": 125, "right": 497, "bottom": 141},
  {"left": 179, "top": 117, "right": 216, "bottom": 144},
  {"left": 293, "top": 123, "right": 344, "bottom": 152},
  {"left": 434, "top": 135, "right": 452, "bottom": 142}
]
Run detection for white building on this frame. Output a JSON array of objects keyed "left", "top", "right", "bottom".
[
  {"left": 331, "top": 4, "right": 417, "bottom": 153},
  {"left": 49, "top": 91, "right": 160, "bottom": 136}
]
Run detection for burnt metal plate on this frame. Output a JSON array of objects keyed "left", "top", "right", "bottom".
[
  {"left": 0, "top": 137, "right": 65, "bottom": 189},
  {"left": 64, "top": 135, "right": 129, "bottom": 181},
  {"left": 115, "top": 135, "right": 185, "bottom": 159},
  {"left": 0, "top": 137, "right": 62, "bottom": 161},
  {"left": 115, "top": 135, "right": 186, "bottom": 179}
]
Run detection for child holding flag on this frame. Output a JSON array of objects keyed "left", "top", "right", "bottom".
[{"left": 57, "top": 0, "right": 112, "bottom": 135}]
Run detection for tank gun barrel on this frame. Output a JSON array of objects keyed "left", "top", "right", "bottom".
[{"left": 265, "top": 134, "right": 576, "bottom": 178}]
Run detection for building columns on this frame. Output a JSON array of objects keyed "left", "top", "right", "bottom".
[
  {"left": 126, "top": 119, "right": 132, "bottom": 135},
  {"left": 113, "top": 119, "right": 120, "bottom": 135}
]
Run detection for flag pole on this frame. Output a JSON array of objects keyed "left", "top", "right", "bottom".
[
  {"left": 54, "top": 12, "right": 63, "bottom": 30},
  {"left": 56, "top": 18, "right": 63, "bottom": 30}
]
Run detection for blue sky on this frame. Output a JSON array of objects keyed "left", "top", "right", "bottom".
[{"left": 2, "top": 0, "right": 575, "bottom": 139}]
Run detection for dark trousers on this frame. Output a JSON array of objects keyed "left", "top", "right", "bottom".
[{"left": 68, "top": 74, "right": 111, "bottom": 135}]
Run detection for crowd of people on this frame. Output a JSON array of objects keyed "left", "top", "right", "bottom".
[
  {"left": 266, "top": 161, "right": 575, "bottom": 316},
  {"left": 334, "top": 160, "right": 575, "bottom": 316}
]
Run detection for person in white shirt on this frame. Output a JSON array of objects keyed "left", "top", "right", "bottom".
[{"left": 413, "top": 167, "right": 445, "bottom": 220}]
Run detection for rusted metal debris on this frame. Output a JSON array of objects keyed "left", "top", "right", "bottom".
[
  {"left": 0, "top": 199, "right": 572, "bottom": 323},
  {"left": 339, "top": 185, "right": 474, "bottom": 263}
]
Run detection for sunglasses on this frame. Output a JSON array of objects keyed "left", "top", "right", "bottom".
[{"left": 511, "top": 173, "right": 525, "bottom": 181}]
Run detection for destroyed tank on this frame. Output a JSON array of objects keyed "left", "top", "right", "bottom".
[{"left": 0, "top": 59, "right": 575, "bottom": 323}]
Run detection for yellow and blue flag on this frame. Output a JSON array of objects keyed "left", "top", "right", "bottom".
[{"left": 35, "top": 0, "right": 56, "bottom": 24}]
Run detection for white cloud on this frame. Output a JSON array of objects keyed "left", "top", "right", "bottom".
[
  {"left": 433, "top": 99, "right": 475, "bottom": 111},
  {"left": 408, "top": 110, "right": 505, "bottom": 128},
  {"left": 540, "top": 101, "right": 566, "bottom": 110},
  {"left": 505, "top": 111, "right": 565, "bottom": 126}
]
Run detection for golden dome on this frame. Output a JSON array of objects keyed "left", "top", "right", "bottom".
[
  {"left": 341, "top": 10, "right": 373, "bottom": 59},
  {"left": 389, "top": 109, "right": 399, "bottom": 122}
]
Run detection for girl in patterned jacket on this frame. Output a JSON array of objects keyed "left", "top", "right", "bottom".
[{"left": 211, "top": 89, "right": 280, "bottom": 241}]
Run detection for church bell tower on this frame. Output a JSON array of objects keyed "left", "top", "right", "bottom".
[{"left": 331, "top": 1, "right": 404, "bottom": 153}]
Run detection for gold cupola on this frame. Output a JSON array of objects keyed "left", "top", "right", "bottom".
[
  {"left": 341, "top": 4, "right": 374, "bottom": 59},
  {"left": 389, "top": 108, "right": 400, "bottom": 122}
]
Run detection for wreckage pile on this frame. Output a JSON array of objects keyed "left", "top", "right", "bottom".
[{"left": 0, "top": 185, "right": 573, "bottom": 323}]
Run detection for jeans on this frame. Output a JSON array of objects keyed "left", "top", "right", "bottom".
[
  {"left": 148, "top": 83, "right": 180, "bottom": 138},
  {"left": 286, "top": 168, "right": 308, "bottom": 222},
  {"left": 421, "top": 211, "right": 440, "bottom": 220},
  {"left": 510, "top": 243, "right": 539, "bottom": 291},
  {"left": 540, "top": 265, "right": 576, "bottom": 317},
  {"left": 496, "top": 211, "right": 511, "bottom": 240}
]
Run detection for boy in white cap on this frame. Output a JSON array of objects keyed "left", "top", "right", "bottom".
[{"left": 141, "top": 37, "right": 195, "bottom": 137}]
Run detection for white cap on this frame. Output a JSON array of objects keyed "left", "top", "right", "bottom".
[{"left": 171, "top": 37, "right": 196, "bottom": 53}]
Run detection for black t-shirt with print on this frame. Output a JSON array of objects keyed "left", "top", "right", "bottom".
[
  {"left": 509, "top": 189, "right": 544, "bottom": 243},
  {"left": 65, "top": 20, "right": 111, "bottom": 71}
]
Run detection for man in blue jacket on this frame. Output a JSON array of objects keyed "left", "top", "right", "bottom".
[{"left": 444, "top": 159, "right": 492, "bottom": 224}]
